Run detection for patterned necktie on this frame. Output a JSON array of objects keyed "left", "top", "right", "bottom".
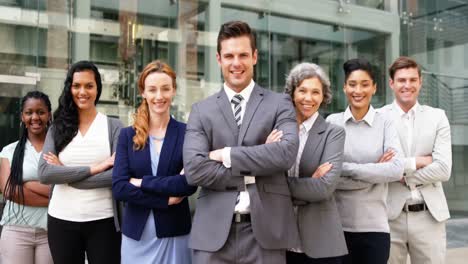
[
  {"left": 231, "top": 94, "right": 243, "bottom": 206},
  {"left": 231, "top": 94, "right": 244, "bottom": 128}
]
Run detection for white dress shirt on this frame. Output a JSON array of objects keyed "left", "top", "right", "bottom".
[
  {"left": 288, "top": 112, "right": 319, "bottom": 178},
  {"left": 394, "top": 101, "right": 424, "bottom": 204},
  {"left": 221, "top": 79, "right": 255, "bottom": 213},
  {"left": 288, "top": 111, "right": 318, "bottom": 253}
]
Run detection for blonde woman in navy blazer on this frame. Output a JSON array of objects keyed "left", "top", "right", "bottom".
[
  {"left": 283, "top": 63, "right": 348, "bottom": 264},
  {"left": 112, "top": 61, "right": 196, "bottom": 264}
]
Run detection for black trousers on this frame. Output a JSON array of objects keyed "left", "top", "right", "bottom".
[
  {"left": 286, "top": 251, "right": 345, "bottom": 264},
  {"left": 48, "top": 215, "right": 121, "bottom": 264},
  {"left": 343, "top": 231, "right": 390, "bottom": 264}
]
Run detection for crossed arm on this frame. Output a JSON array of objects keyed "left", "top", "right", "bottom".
[
  {"left": 404, "top": 113, "right": 452, "bottom": 185},
  {"left": 288, "top": 126, "right": 346, "bottom": 203},
  {"left": 183, "top": 96, "right": 299, "bottom": 190},
  {"left": 38, "top": 125, "right": 119, "bottom": 188},
  {"left": 0, "top": 158, "right": 49, "bottom": 207},
  {"left": 336, "top": 119, "right": 404, "bottom": 190},
  {"left": 112, "top": 130, "right": 195, "bottom": 208}
]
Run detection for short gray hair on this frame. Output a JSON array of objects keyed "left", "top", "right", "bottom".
[{"left": 284, "top": 62, "right": 332, "bottom": 106}]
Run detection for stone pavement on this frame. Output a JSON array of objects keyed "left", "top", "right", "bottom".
[
  {"left": 445, "top": 217, "right": 468, "bottom": 264},
  {"left": 445, "top": 247, "right": 468, "bottom": 264}
]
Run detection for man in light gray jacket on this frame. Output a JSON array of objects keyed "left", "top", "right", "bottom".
[{"left": 381, "top": 56, "right": 452, "bottom": 264}]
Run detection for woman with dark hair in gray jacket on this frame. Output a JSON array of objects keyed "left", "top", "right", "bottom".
[{"left": 38, "top": 61, "right": 122, "bottom": 264}]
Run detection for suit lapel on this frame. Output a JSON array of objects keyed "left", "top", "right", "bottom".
[
  {"left": 298, "top": 115, "right": 326, "bottom": 177},
  {"left": 216, "top": 89, "right": 240, "bottom": 139},
  {"left": 238, "top": 85, "right": 264, "bottom": 145},
  {"left": 155, "top": 118, "right": 178, "bottom": 177}
]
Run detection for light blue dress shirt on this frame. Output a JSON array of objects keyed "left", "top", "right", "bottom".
[{"left": 121, "top": 136, "right": 191, "bottom": 264}]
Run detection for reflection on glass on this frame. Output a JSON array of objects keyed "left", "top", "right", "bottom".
[
  {"left": 349, "top": 0, "right": 385, "bottom": 10},
  {"left": 401, "top": 0, "right": 468, "bottom": 214}
]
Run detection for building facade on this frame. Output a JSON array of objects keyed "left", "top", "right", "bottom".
[{"left": 0, "top": 0, "right": 467, "bottom": 214}]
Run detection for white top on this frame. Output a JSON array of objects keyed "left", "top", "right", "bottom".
[
  {"left": 221, "top": 79, "right": 255, "bottom": 214},
  {"left": 0, "top": 140, "right": 48, "bottom": 229},
  {"left": 289, "top": 112, "right": 319, "bottom": 178},
  {"left": 393, "top": 101, "right": 424, "bottom": 204},
  {"left": 288, "top": 111, "right": 318, "bottom": 253},
  {"left": 48, "top": 112, "right": 113, "bottom": 222}
]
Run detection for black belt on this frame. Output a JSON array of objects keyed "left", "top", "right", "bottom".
[
  {"left": 232, "top": 213, "right": 251, "bottom": 223},
  {"left": 403, "top": 203, "right": 426, "bottom": 212}
]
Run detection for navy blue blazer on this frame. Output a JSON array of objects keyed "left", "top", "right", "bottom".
[{"left": 112, "top": 118, "right": 197, "bottom": 240}]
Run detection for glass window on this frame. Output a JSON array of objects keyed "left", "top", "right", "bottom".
[
  {"left": 351, "top": 0, "right": 386, "bottom": 10},
  {"left": 0, "top": 0, "right": 394, "bottom": 148},
  {"left": 401, "top": 0, "right": 468, "bottom": 216}
]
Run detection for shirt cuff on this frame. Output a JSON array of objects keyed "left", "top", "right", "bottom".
[
  {"left": 410, "top": 157, "right": 417, "bottom": 171},
  {"left": 404, "top": 157, "right": 417, "bottom": 174},
  {"left": 222, "top": 147, "right": 231, "bottom": 168}
]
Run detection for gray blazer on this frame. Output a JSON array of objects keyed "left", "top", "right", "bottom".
[
  {"left": 183, "top": 84, "right": 300, "bottom": 251},
  {"left": 380, "top": 104, "right": 452, "bottom": 222},
  {"left": 288, "top": 115, "right": 348, "bottom": 258},
  {"left": 38, "top": 117, "right": 123, "bottom": 230}
]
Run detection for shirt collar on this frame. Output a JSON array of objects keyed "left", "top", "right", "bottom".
[
  {"left": 300, "top": 112, "right": 319, "bottom": 133},
  {"left": 25, "top": 139, "right": 41, "bottom": 154},
  {"left": 344, "top": 105, "right": 376, "bottom": 126},
  {"left": 393, "top": 100, "right": 419, "bottom": 117},
  {"left": 224, "top": 79, "right": 255, "bottom": 103}
]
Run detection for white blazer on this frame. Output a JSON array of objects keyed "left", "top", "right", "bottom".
[{"left": 380, "top": 103, "right": 452, "bottom": 222}]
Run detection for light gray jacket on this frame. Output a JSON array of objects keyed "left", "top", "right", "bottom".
[{"left": 380, "top": 103, "right": 451, "bottom": 222}]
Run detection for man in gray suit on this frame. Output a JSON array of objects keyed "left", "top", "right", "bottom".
[
  {"left": 183, "top": 21, "right": 300, "bottom": 264},
  {"left": 380, "top": 57, "right": 452, "bottom": 264}
]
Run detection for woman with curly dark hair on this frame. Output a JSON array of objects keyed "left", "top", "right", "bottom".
[
  {"left": 0, "top": 91, "right": 53, "bottom": 264},
  {"left": 38, "top": 61, "right": 123, "bottom": 264}
]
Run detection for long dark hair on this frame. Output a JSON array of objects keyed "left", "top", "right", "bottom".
[
  {"left": 4, "top": 91, "right": 51, "bottom": 212},
  {"left": 52, "top": 61, "right": 102, "bottom": 153}
]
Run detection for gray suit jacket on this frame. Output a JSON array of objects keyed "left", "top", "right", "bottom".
[
  {"left": 288, "top": 115, "right": 348, "bottom": 258},
  {"left": 380, "top": 103, "right": 452, "bottom": 222},
  {"left": 183, "top": 84, "right": 300, "bottom": 251}
]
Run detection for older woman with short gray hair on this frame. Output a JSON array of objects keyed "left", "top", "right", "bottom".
[
  {"left": 283, "top": 62, "right": 348, "bottom": 264},
  {"left": 285, "top": 62, "right": 332, "bottom": 107}
]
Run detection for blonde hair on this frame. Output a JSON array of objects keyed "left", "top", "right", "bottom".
[{"left": 133, "top": 60, "right": 177, "bottom": 150}]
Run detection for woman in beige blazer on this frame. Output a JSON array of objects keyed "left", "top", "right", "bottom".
[{"left": 283, "top": 62, "right": 348, "bottom": 264}]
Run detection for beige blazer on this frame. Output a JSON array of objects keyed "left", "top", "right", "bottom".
[{"left": 380, "top": 103, "right": 452, "bottom": 222}]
